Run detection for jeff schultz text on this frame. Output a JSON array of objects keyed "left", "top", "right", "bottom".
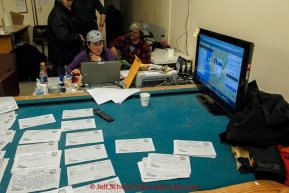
[{"left": 90, "top": 183, "right": 199, "bottom": 191}]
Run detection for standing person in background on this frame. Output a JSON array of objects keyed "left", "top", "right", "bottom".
[
  {"left": 48, "top": 0, "right": 84, "bottom": 76},
  {"left": 106, "top": 5, "right": 123, "bottom": 46},
  {"left": 109, "top": 22, "right": 151, "bottom": 69},
  {"left": 72, "top": 0, "right": 106, "bottom": 38}
]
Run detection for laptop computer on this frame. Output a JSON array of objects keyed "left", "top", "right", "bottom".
[{"left": 81, "top": 61, "right": 121, "bottom": 87}]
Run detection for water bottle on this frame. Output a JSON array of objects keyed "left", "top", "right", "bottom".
[{"left": 39, "top": 65, "right": 47, "bottom": 84}]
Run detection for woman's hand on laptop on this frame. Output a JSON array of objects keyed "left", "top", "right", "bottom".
[{"left": 89, "top": 52, "right": 102, "bottom": 62}]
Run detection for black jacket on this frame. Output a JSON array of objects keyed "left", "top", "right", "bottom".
[
  {"left": 48, "top": 0, "right": 81, "bottom": 66},
  {"left": 219, "top": 81, "right": 289, "bottom": 148}
]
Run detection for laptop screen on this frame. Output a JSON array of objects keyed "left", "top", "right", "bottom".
[{"left": 81, "top": 61, "right": 121, "bottom": 86}]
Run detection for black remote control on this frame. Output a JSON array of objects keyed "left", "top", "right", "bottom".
[{"left": 93, "top": 108, "right": 114, "bottom": 122}]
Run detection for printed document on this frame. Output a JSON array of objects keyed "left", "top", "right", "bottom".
[
  {"left": 62, "top": 108, "right": 93, "bottom": 119},
  {"left": 0, "top": 130, "right": 15, "bottom": 142},
  {"left": 174, "top": 140, "right": 217, "bottom": 158},
  {"left": 146, "top": 153, "right": 191, "bottom": 172},
  {"left": 0, "top": 111, "right": 17, "bottom": 130},
  {"left": 0, "top": 141, "right": 8, "bottom": 151},
  {"left": 67, "top": 159, "right": 116, "bottom": 185},
  {"left": 41, "top": 186, "right": 73, "bottom": 193},
  {"left": 74, "top": 177, "right": 125, "bottom": 193},
  {"left": 0, "top": 151, "right": 6, "bottom": 159},
  {"left": 11, "top": 150, "right": 62, "bottom": 173},
  {"left": 6, "top": 168, "right": 60, "bottom": 193},
  {"left": 115, "top": 138, "right": 155, "bottom": 153},
  {"left": 64, "top": 144, "right": 108, "bottom": 165},
  {"left": 19, "top": 129, "right": 61, "bottom": 144},
  {"left": 16, "top": 141, "right": 58, "bottom": 155},
  {"left": 18, "top": 114, "right": 56, "bottom": 129},
  {"left": 0, "top": 97, "right": 18, "bottom": 114},
  {"left": 61, "top": 118, "right": 96, "bottom": 131},
  {"left": 141, "top": 157, "right": 190, "bottom": 180},
  {"left": 0, "top": 158, "right": 9, "bottom": 174},
  {"left": 0, "top": 117, "right": 16, "bottom": 130},
  {"left": 65, "top": 130, "right": 104, "bottom": 146}
]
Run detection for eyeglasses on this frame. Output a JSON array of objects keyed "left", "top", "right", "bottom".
[{"left": 90, "top": 42, "right": 104, "bottom": 48}]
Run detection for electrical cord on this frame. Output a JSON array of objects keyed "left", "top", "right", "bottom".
[{"left": 174, "top": 0, "right": 190, "bottom": 55}]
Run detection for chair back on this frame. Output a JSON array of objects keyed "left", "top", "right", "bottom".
[{"left": 32, "top": 25, "right": 48, "bottom": 43}]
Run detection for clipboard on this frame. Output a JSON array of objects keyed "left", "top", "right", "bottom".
[{"left": 124, "top": 55, "right": 142, "bottom": 88}]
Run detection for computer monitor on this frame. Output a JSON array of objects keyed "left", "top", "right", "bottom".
[{"left": 193, "top": 28, "right": 254, "bottom": 116}]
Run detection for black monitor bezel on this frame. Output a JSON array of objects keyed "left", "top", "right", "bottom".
[{"left": 193, "top": 28, "right": 254, "bottom": 116}]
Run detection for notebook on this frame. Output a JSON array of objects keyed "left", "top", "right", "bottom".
[{"left": 81, "top": 61, "right": 121, "bottom": 86}]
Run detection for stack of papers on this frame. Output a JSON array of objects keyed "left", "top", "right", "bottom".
[
  {"left": 87, "top": 88, "right": 140, "bottom": 105},
  {"left": 174, "top": 140, "right": 217, "bottom": 158},
  {"left": 138, "top": 153, "right": 191, "bottom": 182}
]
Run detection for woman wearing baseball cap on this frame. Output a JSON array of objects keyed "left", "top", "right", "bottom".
[{"left": 66, "top": 30, "right": 115, "bottom": 75}]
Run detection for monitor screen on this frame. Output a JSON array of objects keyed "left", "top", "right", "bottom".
[{"left": 193, "top": 28, "right": 254, "bottom": 116}]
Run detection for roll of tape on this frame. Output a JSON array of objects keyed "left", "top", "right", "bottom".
[{"left": 48, "top": 85, "right": 61, "bottom": 94}]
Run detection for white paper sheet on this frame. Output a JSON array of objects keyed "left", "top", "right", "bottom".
[
  {"left": 18, "top": 114, "right": 56, "bottom": 129},
  {"left": 0, "top": 158, "right": 9, "bottom": 174},
  {"left": 61, "top": 118, "right": 96, "bottom": 131},
  {"left": 0, "top": 141, "right": 8, "bottom": 151},
  {"left": 65, "top": 130, "right": 104, "bottom": 146},
  {"left": 174, "top": 140, "right": 217, "bottom": 158},
  {"left": 11, "top": 150, "right": 62, "bottom": 173},
  {"left": 115, "top": 138, "right": 155, "bottom": 153},
  {"left": 0, "top": 117, "right": 16, "bottom": 130},
  {"left": 0, "top": 130, "right": 15, "bottom": 142},
  {"left": 87, "top": 88, "right": 140, "bottom": 105},
  {"left": 16, "top": 141, "right": 58, "bottom": 155},
  {"left": 0, "top": 97, "right": 18, "bottom": 114},
  {"left": 0, "top": 111, "right": 17, "bottom": 130},
  {"left": 0, "top": 151, "right": 6, "bottom": 159},
  {"left": 74, "top": 176, "right": 125, "bottom": 193},
  {"left": 67, "top": 159, "right": 116, "bottom": 185},
  {"left": 0, "top": 172, "right": 3, "bottom": 184},
  {"left": 19, "top": 129, "right": 61, "bottom": 144},
  {"left": 6, "top": 168, "right": 61, "bottom": 193},
  {"left": 62, "top": 108, "right": 94, "bottom": 119},
  {"left": 64, "top": 144, "right": 108, "bottom": 165},
  {"left": 40, "top": 186, "right": 73, "bottom": 193}
]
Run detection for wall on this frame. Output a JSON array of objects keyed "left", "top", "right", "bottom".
[
  {"left": 0, "top": 0, "right": 105, "bottom": 55},
  {"left": 121, "top": 0, "right": 289, "bottom": 101}
]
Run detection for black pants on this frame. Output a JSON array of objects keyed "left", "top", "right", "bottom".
[
  {"left": 52, "top": 64, "right": 66, "bottom": 77},
  {"left": 75, "top": 21, "right": 98, "bottom": 40}
]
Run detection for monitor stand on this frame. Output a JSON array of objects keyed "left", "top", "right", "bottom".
[{"left": 196, "top": 95, "right": 226, "bottom": 116}]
